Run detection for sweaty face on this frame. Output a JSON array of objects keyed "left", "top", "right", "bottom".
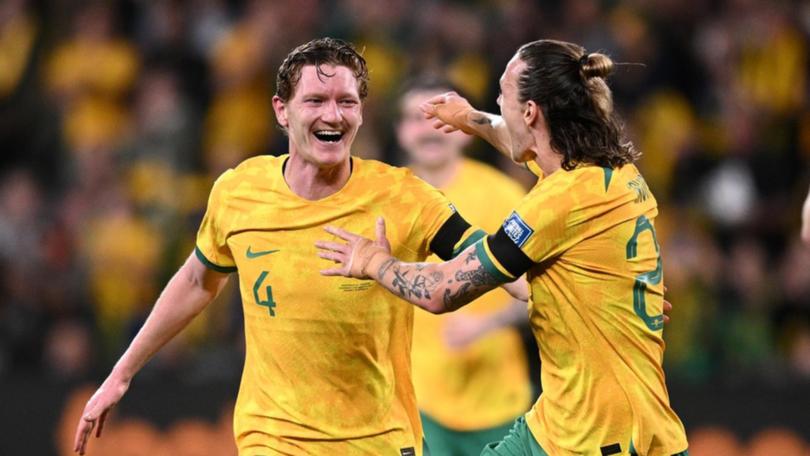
[
  {"left": 396, "top": 89, "right": 469, "bottom": 169},
  {"left": 273, "top": 64, "right": 363, "bottom": 168},
  {"left": 498, "top": 55, "right": 535, "bottom": 162}
]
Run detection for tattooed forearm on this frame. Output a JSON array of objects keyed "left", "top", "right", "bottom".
[
  {"left": 455, "top": 265, "right": 499, "bottom": 286},
  {"left": 443, "top": 283, "right": 472, "bottom": 311},
  {"left": 387, "top": 264, "right": 444, "bottom": 301},
  {"left": 373, "top": 246, "right": 503, "bottom": 313},
  {"left": 470, "top": 112, "right": 492, "bottom": 126},
  {"left": 377, "top": 258, "right": 396, "bottom": 278}
]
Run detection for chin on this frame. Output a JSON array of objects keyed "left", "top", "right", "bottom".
[{"left": 314, "top": 145, "right": 351, "bottom": 166}]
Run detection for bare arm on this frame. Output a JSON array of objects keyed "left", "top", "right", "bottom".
[
  {"left": 420, "top": 92, "right": 513, "bottom": 158},
  {"left": 73, "top": 251, "right": 230, "bottom": 454},
  {"left": 316, "top": 221, "right": 509, "bottom": 314}
]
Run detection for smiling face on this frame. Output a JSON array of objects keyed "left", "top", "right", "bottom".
[
  {"left": 396, "top": 89, "right": 470, "bottom": 170},
  {"left": 497, "top": 55, "right": 536, "bottom": 162},
  {"left": 272, "top": 64, "right": 363, "bottom": 168}
]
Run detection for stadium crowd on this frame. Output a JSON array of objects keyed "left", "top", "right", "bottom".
[{"left": 1, "top": 0, "right": 809, "bottom": 453}]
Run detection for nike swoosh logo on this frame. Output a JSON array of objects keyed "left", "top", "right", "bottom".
[{"left": 246, "top": 247, "right": 280, "bottom": 259}]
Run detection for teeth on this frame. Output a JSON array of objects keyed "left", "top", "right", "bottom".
[{"left": 315, "top": 130, "right": 342, "bottom": 136}]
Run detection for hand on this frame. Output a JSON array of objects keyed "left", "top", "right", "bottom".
[
  {"left": 317, "top": 217, "right": 392, "bottom": 279},
  {"left": 73, "top": 374, "right": 130, "bottom": 454},
  {"left": 663, "top": 298, "right": 672, "bottom": 325},
  {"left": 419, "top": 91, "right": 476, "bottom": 134},
  {"left": 443, "top": 314, "right": 493, "bottom": 350}
]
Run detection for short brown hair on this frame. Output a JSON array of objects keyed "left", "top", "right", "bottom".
[
  {"left": 275, "top": 37, "right": 369, "bottom": 102},
  {"left": 516, "top": 39, "right": 639, "bottom": 170}
]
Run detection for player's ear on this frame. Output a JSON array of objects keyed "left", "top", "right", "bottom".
[
  {"left": 272, "top": 95, "right": 289, "bottom": 129},
  {"left": 524, "top": 100, "right": 539, "bottom": 127}
]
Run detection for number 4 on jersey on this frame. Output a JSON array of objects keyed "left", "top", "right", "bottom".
[{"left": 253, "top": 271, "right": 276, "bottom": 316}]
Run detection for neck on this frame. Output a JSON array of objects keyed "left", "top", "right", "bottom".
[
  {"left": 283, "top": 152, "right": 352, "bottom": 200},
  {"left": 410, "top": 159, "right": 460, "bottom": 189},
  {"left": 530, "top": 129, "right": 562, "bottom": 176}
]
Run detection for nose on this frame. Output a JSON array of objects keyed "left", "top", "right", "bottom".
[{"left": 320, "top": 100, "right": 342, "bottom": 124}]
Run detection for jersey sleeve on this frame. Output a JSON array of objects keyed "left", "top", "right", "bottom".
[
  {"left": 476, "top": 173, "right": 590, "bottom": 280},
  {"left": 406, "top": 178, "right": 486, "bottom": 261},
  {"left": 195, "top": 170, "right": 237, "bottom": 273}
]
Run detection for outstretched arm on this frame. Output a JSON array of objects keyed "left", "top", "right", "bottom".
[
  {"left": 73, "top": 251, "right": 230, "bottom": 455},
  {"left": 420, "top": 92, "right": 513, "bottom": 158},
  {"left": 316, "top": 220, "right": 511, "bottom": 314}
]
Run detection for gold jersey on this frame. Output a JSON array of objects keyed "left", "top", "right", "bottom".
[
  {"left": 411, "top": 158, "right": 532, "bottom": 430},
  {"left": 480, "top": 164, "right": 688, "bottom": 456},
  {"left": 196, "top": 154, "right": 465, "bottom": 455}
]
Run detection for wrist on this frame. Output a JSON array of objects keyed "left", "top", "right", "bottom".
[{"left": 364, "top": 249, "right": 393, "bottom": 280}]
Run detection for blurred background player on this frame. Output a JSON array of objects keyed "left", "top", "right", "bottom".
[
  {"left": 73, "top": 37, "right": 500, "bottom": 456},
  {"left": 317, "top": 39, "right": 688, "bottom": 455},
  {"left": 396, "top": 77, "right": 533, "bottom": 455}
]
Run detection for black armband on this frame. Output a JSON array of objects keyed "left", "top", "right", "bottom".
[
  {"left": 429, "top": 212, "right": 473, "bottom": 261},
  {"left": 487, "top": 227, "right": 534, "bottom": 277}
]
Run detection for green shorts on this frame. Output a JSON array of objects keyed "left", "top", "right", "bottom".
[
  {"left": 479, "top": 416, "right": 548, "bottom": 456},
  {"left": 478, "top": 416, "right": 690, "bottom": 456},
  {"left": 420, "top": 412, "right": 519, "bottom": 456}
]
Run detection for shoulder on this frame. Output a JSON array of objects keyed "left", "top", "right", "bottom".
[{"left": 211, "top": 154, "right": 285, "bottom": 194}]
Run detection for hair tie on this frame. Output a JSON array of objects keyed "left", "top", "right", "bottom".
[{"left": 579, "top": 54, "right": 589, "bottom": 67}]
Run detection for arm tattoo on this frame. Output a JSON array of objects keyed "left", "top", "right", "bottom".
[
  {"left": 378, "top": 258, "right": 396, "bottom": 278},
  {"left": 455, "top": 264, "right": 500, "bottom": 286},
  {"left": 388, "top": 264, "right": 444, "bottom": 300},
  {"left": 470, "top": 113, "right": 492, "bottom": 126},
  {"left": 443, "top": 250, "right": 500, "bottom": 310}
]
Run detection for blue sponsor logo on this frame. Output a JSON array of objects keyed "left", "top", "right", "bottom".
[{"left": 503, "top": 211, "right": 533, "bottom": 247}]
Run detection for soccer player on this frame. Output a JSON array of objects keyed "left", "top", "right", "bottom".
[
  {"left": 73, "top": 37, "right": 517, "bottom": 456},
  {"left": 397, "top": 78, "right": 533, "bottom": 455},
  {"left": 317, "top": 39, "right": 689, "bottom": 456}
]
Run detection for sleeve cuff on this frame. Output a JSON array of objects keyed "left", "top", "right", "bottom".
[{"left": 194, "top": 246, "right": 237, "bottom": 273}]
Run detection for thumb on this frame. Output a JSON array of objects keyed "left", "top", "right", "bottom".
[{"left": 376, "top": 217, "right": 390, "bottom": 250}]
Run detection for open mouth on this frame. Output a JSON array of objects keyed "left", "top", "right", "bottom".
[{"left": 313, "top": 130, "right": 344, "bottom": 143}]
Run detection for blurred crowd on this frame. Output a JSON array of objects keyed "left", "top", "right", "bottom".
[{"left": 1, "top": 0, "right": 810, "bottom": 392}]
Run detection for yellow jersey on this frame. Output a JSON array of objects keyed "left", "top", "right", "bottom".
[
  {"left": 411, "top": 158, "right": 532, "bottom": 430},
  {"left": 479, "top": 164, "right": 688, "bottom": 456},
  {"left": 196, "top": 154, "right": 472, "bottom": 455}
]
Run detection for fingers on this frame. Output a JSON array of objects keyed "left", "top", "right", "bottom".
[
  {"left": 440, "top": 125, "right": 458, "bottom": 133},
  {"left": 318, "top": 251, "right": 346, "bottom": 263},
  {"left": 74, "top": 418, "right": 93, "bottom": 454},
  {"left": 314, "top": 240, "right": 349, "bottom": 253},
  {"left": 375, "top": 217, "right": 386, "bottom": 243},
  {"left": 663, "top": 299, "right": 672, "bottom": 314},
  {"left": 321, "top": 267, "right": 349, "bottom": 276},
  {"left": 324, "top": 225, "right": 359, "bottom": 241},
  {"left": 96, "top": 410, "right": 108, "bottom": 438}
]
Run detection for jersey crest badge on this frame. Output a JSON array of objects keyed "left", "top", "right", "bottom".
[{"left": 503, "top": 211, "right": 533, "bottom": 247}]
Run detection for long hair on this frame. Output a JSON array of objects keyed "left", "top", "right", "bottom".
[{"left": 516, "top": 39, "right": 639, "bottom": 170}]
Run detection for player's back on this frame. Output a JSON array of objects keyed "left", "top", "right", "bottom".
[
  {"left": 513, "top": 164, "right": 687, "bottom": 456},
  {"left": 196, "top": 155, "right": 458, "bottom": 455}
]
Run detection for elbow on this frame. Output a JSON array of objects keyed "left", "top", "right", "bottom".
[{"left": 423, "top": 294, "right": 450, "bottom": 315}]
